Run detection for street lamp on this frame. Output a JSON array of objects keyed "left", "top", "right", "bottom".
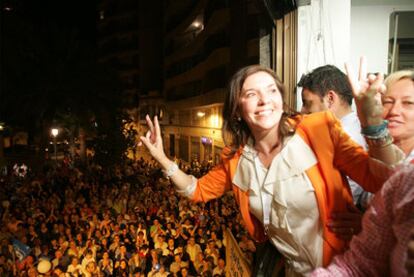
[
  {"left": 0, "top": 122, "right": 4, "bottom": 168},
  {"left": 51, "top": 128, "right": 59, "bottom": 163}
]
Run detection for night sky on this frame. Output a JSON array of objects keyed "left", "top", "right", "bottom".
[
  {"left": 1, "top": 0, "right": 101, "bottom": 134},
  {"left": 4, "top": 0, "right": 96, "bottom": 42}
]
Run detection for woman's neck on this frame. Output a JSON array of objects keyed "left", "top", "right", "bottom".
[
  {"left": 253, "top": 130, "right": 281, "bottom": 168},
  {"left": 253, "top": 128, "right": 280, "bottom": 154},
  {"left": 394, "top": 137, "right": 414, "bottom": 156},
  {"left": 254, "top": 139, "right": 280, "bottom": 155}
]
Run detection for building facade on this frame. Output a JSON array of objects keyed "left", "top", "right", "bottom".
[{"left": 158, "top": 0, "right": 275, "bottom": 164}]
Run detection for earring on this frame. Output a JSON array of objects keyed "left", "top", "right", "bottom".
[{"left": 237, "top": 117, "right": 241, "bottom": 121}]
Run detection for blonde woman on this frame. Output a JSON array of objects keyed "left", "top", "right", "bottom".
[{"left": 382, "top": 69, "right": 414, "bottom": 160}]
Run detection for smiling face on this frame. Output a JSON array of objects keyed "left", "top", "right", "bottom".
[
  {"left": 238, "top": 71, "right": 284, "bottom": 136},
  {"left": 382, "top": 78, "right": 414, "bottom": 149}
]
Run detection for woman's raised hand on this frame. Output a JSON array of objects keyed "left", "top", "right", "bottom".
[
  {"left": 139, "top": 115, "right": 166, "bottom": 162},
  {"left": 345, "top": 56, "right": 386, "bottom": 127}
]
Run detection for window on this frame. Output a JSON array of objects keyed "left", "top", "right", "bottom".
[{"left": 389, "top": 11, "right": 414, "bottom": 72}]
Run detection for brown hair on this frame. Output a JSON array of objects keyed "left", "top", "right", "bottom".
[{"left": 222, "top": 65, "right": 296, "bottom": 157}]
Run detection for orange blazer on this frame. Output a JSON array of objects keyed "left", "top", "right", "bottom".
[{"left": 191, "top": 111, "right": 391, "bottom": 266}]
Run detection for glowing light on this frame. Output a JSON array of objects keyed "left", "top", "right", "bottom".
[
  {"left": 197, "top": 111, "right": 205, "bottom": 118},
  {"left": 51, "top": 128, "right": 59, "bottom": 137}
]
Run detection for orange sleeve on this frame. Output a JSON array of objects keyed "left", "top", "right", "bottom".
[
  {"left": 328, "top": 112, "right": 391, "bottom": 193},
  {"left": 191, "top": 152, "right": 233, "bottom": 203}
]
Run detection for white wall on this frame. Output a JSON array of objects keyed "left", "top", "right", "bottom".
[
  {"left": 296, "top": 0, "right": 414, "bottom": 111},
  {"left": 350, "top": 3, "right": 414, "bottom": 74},
  {"left": 296, "top": 0, "right": 351, "bottom": 110}
]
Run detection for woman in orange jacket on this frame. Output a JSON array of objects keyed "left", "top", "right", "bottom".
[{"left": 139, "top": 61, "right": 403, "bottom": 276}]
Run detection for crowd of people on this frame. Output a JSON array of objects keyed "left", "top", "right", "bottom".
[
  {"left": 0, "top": 157, "right": 255, "bottom": 276},
  {"left": 1, "top": 60, "right": 414, "bottom": 277}
]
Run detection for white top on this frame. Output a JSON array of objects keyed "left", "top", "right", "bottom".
[
  {"left": 340, "top": 111, "right": 366, "bottom": 148},
  {"left": 233, "top": 134, "right": 323, "bottom": 276},
  {"left": 404, "top": 149, "right": 414, "bottom": 164},
  {"left": 340, "top": 111, "right": 372, "bottom": 208}
]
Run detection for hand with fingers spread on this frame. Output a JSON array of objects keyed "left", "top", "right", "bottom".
[
  {"left": 139, "top": 115, "right": 167, "bottom": 162},
  {"left": 345, "top": 56, "right": 386, "bottom": 128},
  {"left": 327, "top": 204, "right": 362, "bottom": 242},
  {"left": 138, "top": 114, "right": 195, "bottom": 194},
  {"left": 346, "top": 56, "right": 404, "bottom": 165}
]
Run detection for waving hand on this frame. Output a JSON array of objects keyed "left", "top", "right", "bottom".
[
  {"left": 139, "top": 115, "right": 166, "bottom": 162},
  {"left": 345, "top": 56, "right": 386, "bottom": 127}
]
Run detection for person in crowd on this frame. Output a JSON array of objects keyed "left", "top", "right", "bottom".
[
  {"left": 164, "top": 238, "right": 176, "bottom": 265},
  {"left": 51, "top": 249, "right": 69, "bottom": 272},
  {"left": 108, "top": 234, "right": 121, "bottom": 256},
  {"left": 199, "top": 256, "right": 214, "bottom": 276},
  {"left": 148, "top": 263, "right": 169, "bottom": 277},
  {"left": 311, "top": 164, "right": 414, "bottom": 276},
  {"left": 238, "top": 232, "right": 256, "bottom": 263},
  {"left": 193, "top": 252, "right": 205, "bottom": 274},
  {"left": 137, "top": 245, "right": 149, "bottom": 273},
  {"left": 195, "top": 227, "right": 208, "bottom": 251},
  {"left": 115, "top": 244, "right": 131, "bottom": 261},
  {"left": 139, "top": 61, "right": 403, "bottom": 275},
  {"left": 114, "top": 258, "right": 129, "bottom": 276},
  {"left": 154, "top": 235, "right": 168, "bottom": 256},
  {"left": 150, "top": 219, "right": 164, "bottom": 242},
  {"left": 132, "top": 267, "right": 144, "bottom": 277},
  {"left": 81, "top": 249, "right": 95, "bottom": 275},
  {"left": 186, "top": 236, "right": 202, "bottom": 264},
  {"left": 209, "top": 231, "right": 223, "bottom": 252},
  {"left": 213, "top": 258, "right": 226, "bottom": 276},
  {"left": 66, "top": 256, "right": 82, "bottom": 276},
  {"left": 83, "top": 260, "right": 100, "bottom": 277},
  {"left": 382, "top": 69, "right": 414, "bottom": 161},
  {"left": 98, "top": 252, "right": 113, "bottom": 276},
  {"left": 136, "top": 222, "right": 148, "bottom": 242},
  {"left": 147, "top": 249, "right": 161, "bottom": 275},
  {"left": 204, "top": 240, "right": 220, "bottom": 266},
  {"left": 128, "top": 251, "right": 143, "bottom": 275},
  {"left": 180, "top": 266, "right": 192, "bottom": 277},
  {"left": 52, "top": 266, "right": 66, "bottom": 277},
  {"left": 299, "top": 64, "right": 372, "bottom": 210},
  {"left": 169, "top": 253, "right": 188, "bottom": 275}
]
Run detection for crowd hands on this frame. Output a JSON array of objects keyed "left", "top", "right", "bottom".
[{"left": 0, "top": 157, "right": 256, "bottom": 276}]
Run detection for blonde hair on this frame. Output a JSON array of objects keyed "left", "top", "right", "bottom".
[{"left": 384, "top": 69, "right": 414, "bottom": 89}]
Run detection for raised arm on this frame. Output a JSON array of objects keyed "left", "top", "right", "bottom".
[
  {"left": 139, "top": 115, "right": 196, "bottom": 196},
  {"left": 345, "top": 56, "right": 404, "bottom": 165}
]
